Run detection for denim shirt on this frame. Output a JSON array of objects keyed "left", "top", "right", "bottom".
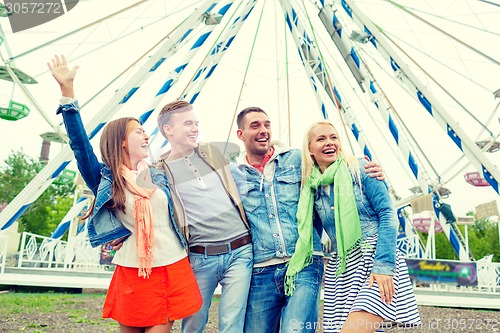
[
  {"left": 57, "top": 102, "right": 187, "bottom": 249},
  {"left": 230, "top": 143, "right": 322, "bottom": 264},
  {"left": 314, "top": 158, "right": 398, "bottom": 275}
]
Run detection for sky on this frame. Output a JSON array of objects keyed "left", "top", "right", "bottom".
[{"left": 0, "top": 0, "right": 499, "bottom": 220}]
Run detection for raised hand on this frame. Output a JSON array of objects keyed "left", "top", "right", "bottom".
[{"left": 47, "top": 54, "right": 79, "bottom": 97}]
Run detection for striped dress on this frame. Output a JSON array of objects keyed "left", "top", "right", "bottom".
[{"left": 323, "top": 235, "right": 421, "bottom": 333}]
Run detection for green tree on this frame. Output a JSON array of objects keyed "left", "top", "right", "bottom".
[
  {"left": 417, "top": 213, "right": 500, "bottom": 262},
  {"left": 418, "top": 229, "right": 457, "bottom": 260},
  {"left": 434, "top": 231, "right": 458, "bottom": 260},
  {"left": 459, "top": 217, "right": 500, "bottom": 262},
  {"left": 0, "top": 149, "right": 75, "bottom": 237}
]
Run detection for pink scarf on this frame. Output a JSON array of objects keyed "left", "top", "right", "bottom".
[{"left": 120, "top": 160, "right": 156, "bottom": 278}]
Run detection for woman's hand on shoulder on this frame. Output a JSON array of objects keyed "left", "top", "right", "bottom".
[{"left": 369, "top": 273, "right": 394, "bottom": 304}]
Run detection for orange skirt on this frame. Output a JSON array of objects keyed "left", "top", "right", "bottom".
[{"left": 102, "top": 256, "right": 202, "bottom": 327}]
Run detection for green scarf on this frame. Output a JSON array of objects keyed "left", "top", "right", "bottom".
[{"left": 284, "top": 156, "right": 362, "bottom": 296}]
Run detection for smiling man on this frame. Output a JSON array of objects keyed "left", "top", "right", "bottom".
[
  {"left": 229, "top": 106, "right": 324, "bottom": 333},
  {"left": 155, "top": 101, "right": 252, "bottom": 333},
  {"left": 230, "top": 106, "right": 384, "bottom": 333}
]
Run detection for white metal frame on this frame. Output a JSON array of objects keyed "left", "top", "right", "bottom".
[
  {"left": 0, "top": 235, "right": 7, "bottom": 273},
  {"left": 396, "top": 235, "right": 421, "bottom": 259}
]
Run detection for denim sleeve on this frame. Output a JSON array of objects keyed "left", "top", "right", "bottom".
[
  {"left": 229, "top": 162, "right": 241, "bottom": 184},
  {"left": 360, "top": 161, "right": 398, "bottom": 275},
  {"left": 57, "top": 102, "right": 102, "bottom": 195}
]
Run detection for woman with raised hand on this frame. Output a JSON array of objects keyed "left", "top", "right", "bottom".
[
  {"left": 47, "top": 55, "right": 201, "bottom": 333},
  {"left": 286, "top": 121, "right": 420, "bottom": 333}
]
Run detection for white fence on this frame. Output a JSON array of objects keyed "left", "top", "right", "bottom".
[
  {"left": 397, "top": 234, "right": 421, "bottom": 258},
  {"left": 16, "top": 232, "right": 107, "bottom": 272},
  {"left": 1, "top": 232, "right": 500, "bottom": 296},
  {"left": 476, "top": 256, "right": 500, "bottom": 293}
]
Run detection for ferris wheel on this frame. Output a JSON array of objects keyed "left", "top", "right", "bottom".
[{"left": 0, "top": 0, "right": 499, "bottom": 262}]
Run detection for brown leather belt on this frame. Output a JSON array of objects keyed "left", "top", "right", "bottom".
[{"left": 189, "top": 234, "right": 252, "bottom": 256}]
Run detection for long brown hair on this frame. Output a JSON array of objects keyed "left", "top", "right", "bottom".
[
  {"left": 83, "top": 117, "right": 139, "bottom": 219},
  {"left": 100, "top": 117, "right": 139, "bottom": 214}
]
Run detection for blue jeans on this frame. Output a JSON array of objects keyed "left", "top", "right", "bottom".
[
  {"left": 181, "top": 244, "right": 253, "bottom": 333},
  {"left": 244, "top": 256, "right": 324, "bottom": 333}
]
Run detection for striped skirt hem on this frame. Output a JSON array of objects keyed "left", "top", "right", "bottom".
[{"left": 323, "top": 236, "right": 421, "bottom": 333}]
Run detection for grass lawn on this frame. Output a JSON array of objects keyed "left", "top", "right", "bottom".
[
  {"left": 0, "top": 292, "right": 118, "bottom": 332},
  {"left": 0, "top": 291, "right": 221, "bottom": 332},
  {"left": 1, "top": 290, "right": 497, "bottom": 332}
]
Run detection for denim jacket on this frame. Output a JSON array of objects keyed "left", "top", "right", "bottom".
[
  {"left": 314, "top": 158, "right": 398, "bottom": 275},
  {"left": 230, "top": 142, "right": 322, "bottom": 264},
  {"left": 57, "top": 102, "right": 188, "bottom": 249}
]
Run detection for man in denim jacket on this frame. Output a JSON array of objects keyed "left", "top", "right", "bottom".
[{"left": 230, "top": 107, "right": 383, "bottom": 333}]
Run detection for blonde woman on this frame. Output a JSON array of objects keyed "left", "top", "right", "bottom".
[
  {"left": 286, "top": 121, "right": 420, "bottom": 333},
  {"left": 48, "top": 55, "right": 202, "bottom": 333}
]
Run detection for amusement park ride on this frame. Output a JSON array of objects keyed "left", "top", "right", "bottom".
[{"left": 0, "top": 0, "right": 499, "bottom": 308}]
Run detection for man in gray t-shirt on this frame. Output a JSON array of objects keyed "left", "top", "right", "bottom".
[
  {"left": 155, "top": 100, "right": 252, "bottom": 333},
  {"left": 166, "top": 152, "right": 246, "bottom": 247}
]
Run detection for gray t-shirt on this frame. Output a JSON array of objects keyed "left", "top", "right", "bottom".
[{"left": 166, "top": 151, "right": 248, "bottom": 247}]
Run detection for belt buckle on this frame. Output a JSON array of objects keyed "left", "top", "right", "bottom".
[{"left": 206, "top": 243, "right": 231, "bottom": 255}]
